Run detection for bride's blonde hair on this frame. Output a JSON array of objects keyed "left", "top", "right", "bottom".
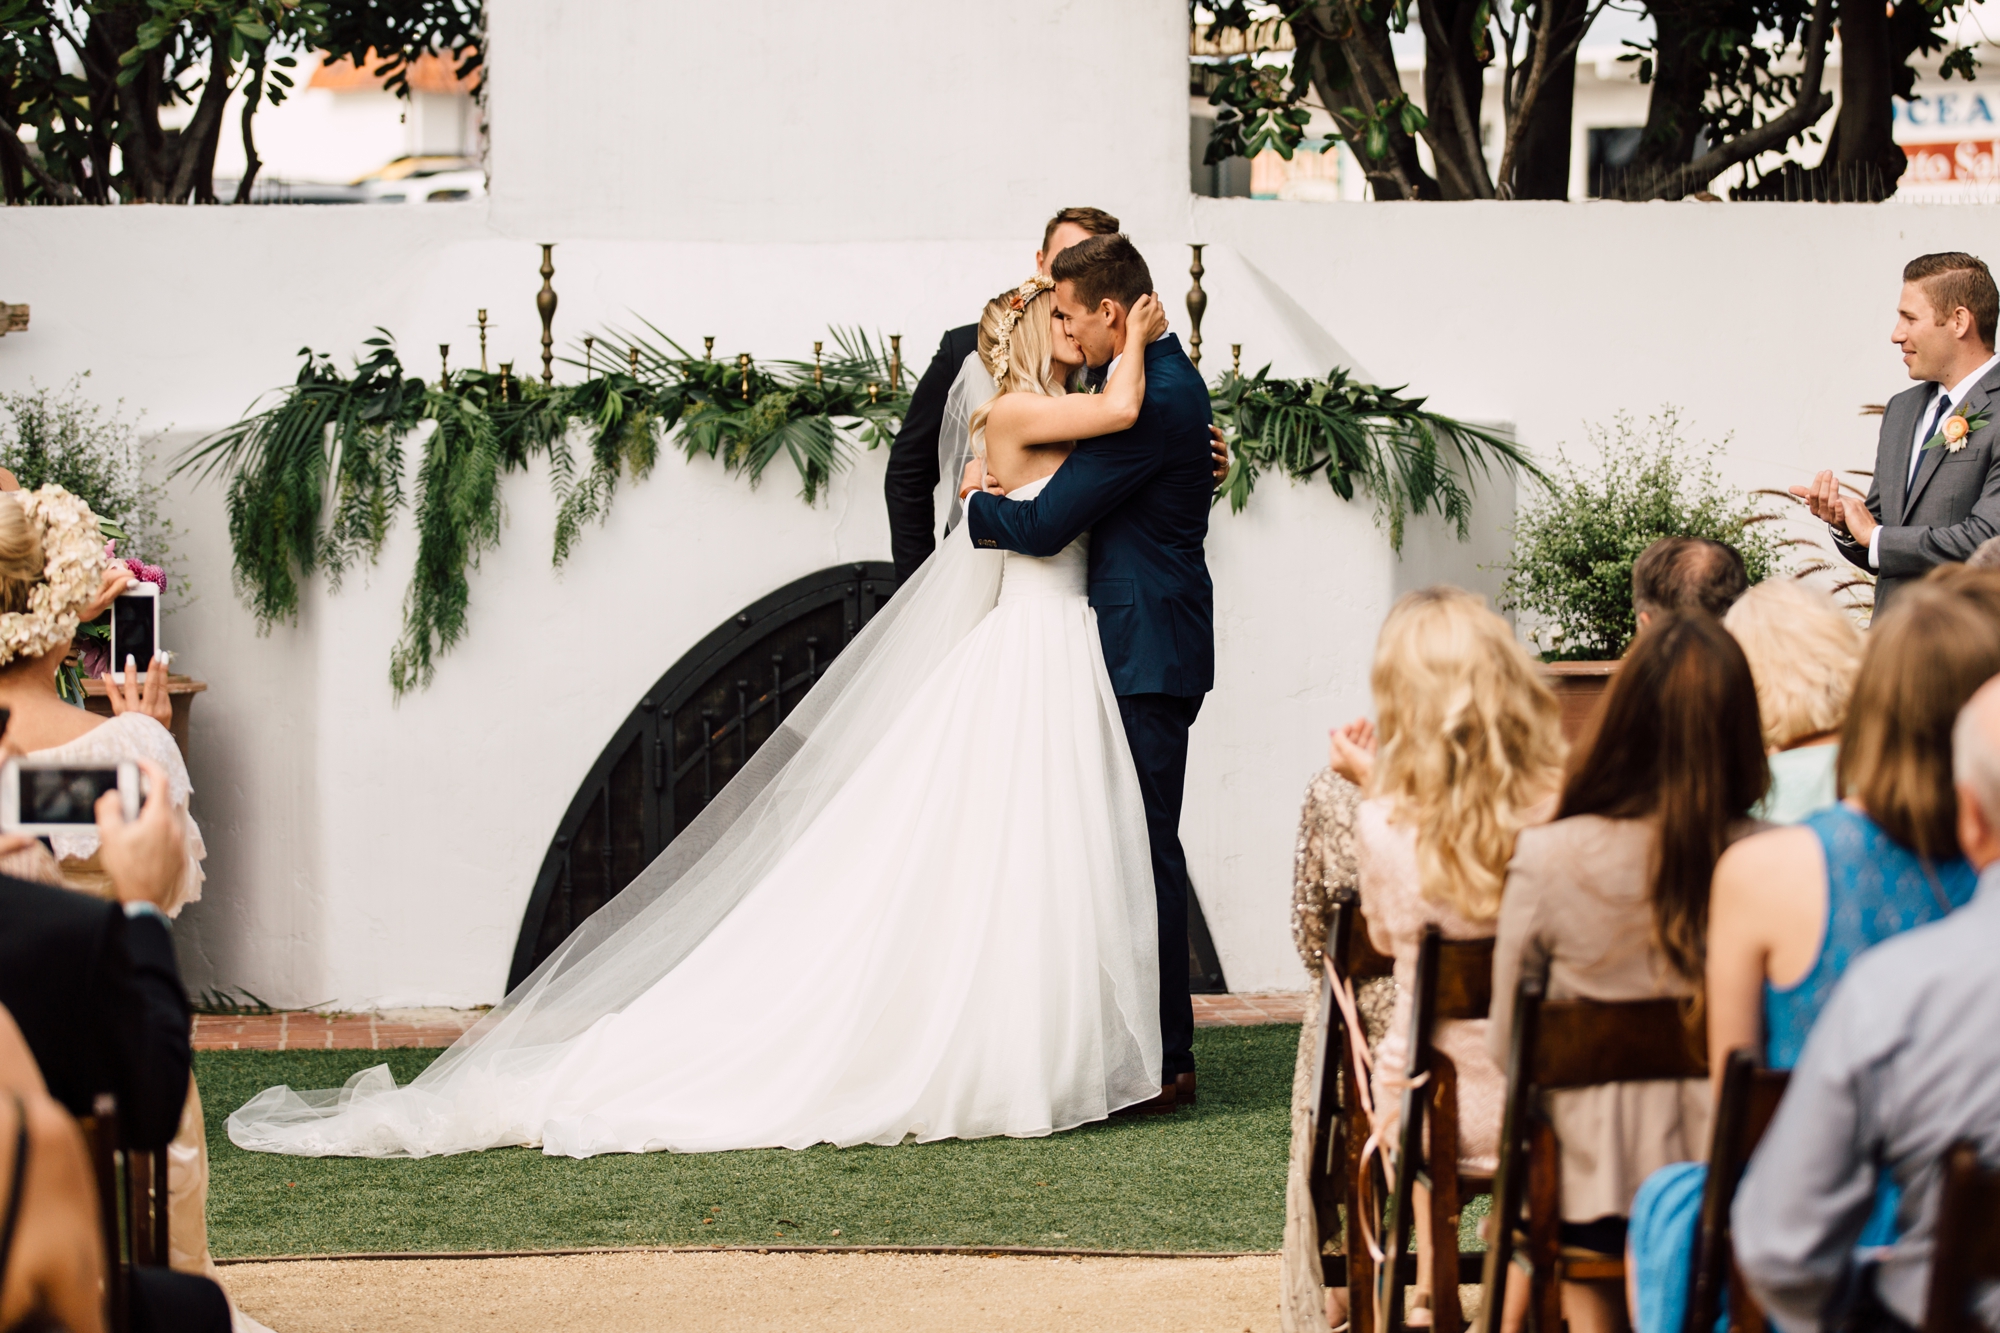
[
  {"left": 1369, "top": 587, "right": 1565, "bottom": 921},
  {"left": 967, "top": 278, "right": 1069, "bottom": 454}
]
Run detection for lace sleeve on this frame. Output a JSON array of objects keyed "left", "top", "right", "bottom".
[
  {"left": 35, "top": 714, "right": 206, "bottom": 914},
  {"left": 1290, "top": 767, "right": 1361, "bottom": 978}
]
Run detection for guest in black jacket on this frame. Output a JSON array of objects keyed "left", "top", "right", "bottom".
[
  {"left": 882, "top": 206, "right": 1121, "bottom": 586},
  {"left": 0, "top": 757, "right": 190, "bottom": 1151}
]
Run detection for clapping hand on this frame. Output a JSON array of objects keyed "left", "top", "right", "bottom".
[
  {"left": 101, "top": 655, "right": 174, "bottom": 730},
  {"left": 1789, "top": 471, "right": 1854, "bottom": 535},
  {"left": 1328, "top": 717, "right": 1377, "bottom": 787}
]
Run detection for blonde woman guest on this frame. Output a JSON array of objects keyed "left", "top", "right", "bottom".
[
  {"left": 1723, "top": 580, "right": 1863, "bottom": 823},
  {"left": 1328, "top": 587, "right": 1566, "bottom": 1329},
  {"left": 0, "top": 488, "right": 229, "bottom": 1307},
  {"left": 1628, "top": 578, "right": 1998, "bottom": 1333}
]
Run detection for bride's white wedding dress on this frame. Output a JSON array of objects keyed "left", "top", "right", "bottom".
[{"left": 229, "top": 475, "right": 1163, "bottom": 1158}]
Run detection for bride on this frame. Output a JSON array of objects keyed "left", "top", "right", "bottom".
[{"left": 229, "top": 278, "right": 1178, "bottom": 1158}]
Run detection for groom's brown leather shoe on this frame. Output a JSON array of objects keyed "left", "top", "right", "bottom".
[
  {"left": 1112, "top": 1084, "right": 1178, "bottom": 1116},
  {"left": 1175, "top": 1072, "right": 1197, "bottom": 1106}
]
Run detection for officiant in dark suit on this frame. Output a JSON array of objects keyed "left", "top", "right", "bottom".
[
  {"left": 1796, "top": 252, "right": 2000, "bottom": 610},
  {"left": 884, "top": 207, "right": 1122, "bottom": 586}
]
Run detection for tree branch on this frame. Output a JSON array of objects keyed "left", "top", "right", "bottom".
[
  {"left": 167, "top": 22, "right": 237, "bottom": 203},
  {"left": 1417, "top": 0, "right": 1496, "bottom": 197},
  {"left": 234, "top": 59, "right": 265, "bottom": 204},
  {"left": 1641, "top": 0, "right": 1836, "bottom": 199}
]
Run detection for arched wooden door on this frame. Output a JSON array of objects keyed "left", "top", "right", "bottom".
[{"left": 510, "top": 562, "right": 1228, "bottom": 993}]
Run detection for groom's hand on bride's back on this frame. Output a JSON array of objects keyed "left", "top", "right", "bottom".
[{"left": 1210, "top": 426, "right": 1229, "bottom": 487}]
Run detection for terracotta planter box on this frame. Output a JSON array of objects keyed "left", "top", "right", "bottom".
[{"left": 1542, "top": 660, "right": 1619, "bottom": 744}]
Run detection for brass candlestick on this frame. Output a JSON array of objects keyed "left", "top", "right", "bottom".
[
  {"left": 890, "top": 335, "right": 902, "bottom": 393},
  {"left": 536, "top": 243, "right": 558, "bottom": 387},
  {"left": 438, "top": 344, "right": 450, "bottom": 388},
  {"left": 703, "top": 336, "right": 715, "bottom": 361},
  {"left": 1186, "top": 244, "right": 1207, "bottom": 370},
  {"left": 584, "top": 334, "right": 595, "bottom": 376},
  {"left": 1231, "top": 343, "right": 1242, "bottom": 377},
  {"left": 629, "top": 346, "right": 641, "bottom": 376},
  {"left": 738, "top": 353, "right": 751, "bottom": 400},
  {"left": 868, "top": 382, "right": 880, "bottom": 406},
  {"left": 498, "top": 361, "right": 513, "bottom": 403},
  {"left": 477, "top": 309, "right": 489, "bottom": 372},
  {"left": 813, "top": 341, "right": 824, "bottom": 387}
]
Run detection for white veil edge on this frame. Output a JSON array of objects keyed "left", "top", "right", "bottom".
[
  {"left": 229, "top": 370, "right": 1004, "bottom": 1157},
  {"left": 937, "top": 352, "right": 996, "bottom": 537}
]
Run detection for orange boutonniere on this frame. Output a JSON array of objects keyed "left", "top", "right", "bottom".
[{"left": 1925, "top": 407, "right": 1992, "bottom": 454}]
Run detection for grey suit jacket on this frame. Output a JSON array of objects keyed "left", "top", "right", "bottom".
[{"left": 1837, "top": 362, "right": 2000, "bottom": 609}]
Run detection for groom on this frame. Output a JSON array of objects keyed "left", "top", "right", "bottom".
[{"left": 964, "top": 234, "right": 1215, "bottom": 1112}]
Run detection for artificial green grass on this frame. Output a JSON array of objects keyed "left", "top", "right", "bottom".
[{"left": 198, "top": 1024, "right": 1296, "bottom": 1259}]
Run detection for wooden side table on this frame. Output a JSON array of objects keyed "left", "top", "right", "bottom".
[
  {"left": 82, "top": 674, "right": 208, "bottom": 759},
  {"left": 1541, "top": 660, "right": 1619, "bottom": 744}
]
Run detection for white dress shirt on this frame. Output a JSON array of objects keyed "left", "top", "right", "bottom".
[{"left": 1869, "top": 351, "right": 2000, "bottom": 566}]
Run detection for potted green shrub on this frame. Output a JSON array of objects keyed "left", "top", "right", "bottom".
[{"left": 1500, "top": 409, "right": 1784, "bottom": 736}]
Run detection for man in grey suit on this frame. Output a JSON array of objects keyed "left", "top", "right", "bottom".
[{"left": 1794, "top": 252, "right": 2000, "bottom": 610}]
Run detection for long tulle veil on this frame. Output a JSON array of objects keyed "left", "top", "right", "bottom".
[{"left": 229, "top": 357, "right": 1004, "bottom": 1156}]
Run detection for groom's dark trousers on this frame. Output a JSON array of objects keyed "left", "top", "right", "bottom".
[{"left": 964, "top": 333, "right": 1215, "bottom": 1080}]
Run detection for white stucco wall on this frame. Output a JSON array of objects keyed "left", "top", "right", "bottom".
[{"left": 4, "top": 0, "right": 1995, "bottom": 1005}]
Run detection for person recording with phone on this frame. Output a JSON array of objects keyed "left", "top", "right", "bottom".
[{"left": 0, "top": 755, "right": 231, "bottom": 1333}]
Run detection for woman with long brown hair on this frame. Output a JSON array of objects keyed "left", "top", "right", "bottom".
[{"left": 1487, "top": 611, "right": 1770, "bottom": 1333}]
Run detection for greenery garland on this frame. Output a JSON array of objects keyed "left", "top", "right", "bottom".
[{"left": 177, "top": 330, "right": 1535, "bottom": 695}]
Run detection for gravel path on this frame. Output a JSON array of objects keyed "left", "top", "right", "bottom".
[{"left": 224, "top": 1251, "right": 1283, "bottom": 1332}]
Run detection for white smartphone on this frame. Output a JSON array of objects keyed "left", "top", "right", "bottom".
[
  {"left": 110, "top": 583, "right": 160, "bottom": 683},
  {"left": 0, "top": 758, "right": 141, "bottom": 835}
]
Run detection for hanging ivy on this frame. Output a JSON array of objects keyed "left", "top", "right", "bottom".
[{"left": 177, "top": 329, "right": 1536, "bottom": 696}]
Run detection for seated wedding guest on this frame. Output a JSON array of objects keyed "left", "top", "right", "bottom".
[
  {"left": 0, "top": 758, "right": 229, "bottom": 1333},
  {"left": 0, "top": 1004, "right": 107, "bottom": 1333},
  {"left": 1327, "top": 587, "right": 1565, "bottom": 1326},
  {"left": 1632, "top": 536, "right": 1750, "bottom": 629},
  {"left": 1282, "top": 763, "right": 1373, "bottom": 1331},
  {"left": 1627, "top": 578, "right": 2000, "bottom": 1333},
  {"left": 1723, "top": 579, "right": 1863, "bottom": 822},
  {"left": 1733, "top": 674, "right": 2000, "bottom": 1333},
  {"left": 1488, "top": 611, "right": 1769, "bottom": 1333}
]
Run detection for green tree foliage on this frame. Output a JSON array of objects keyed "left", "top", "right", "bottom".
[
  {"left": 1501, "top": 408, "right": 1786, "bottom": 660},
  {"left": 0, "top": 0, "right": 478, "bottom": 203}
]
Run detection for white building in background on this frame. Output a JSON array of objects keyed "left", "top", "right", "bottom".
[
  {"left": 1193, "top": 11, "right": 2000, "bottom": 201},
  {"left": 203, "top": 49, "right": 483, "bottom": 197}
]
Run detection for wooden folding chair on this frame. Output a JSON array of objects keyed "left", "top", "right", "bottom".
[
  {"left": 1478, "top": 973, "right": 1710, "bottom": 1333},
  {"left": 1307, "top": 885, "right": 1399, "bottom": 1333},
  {"left": 1379, "top": 924, "right": 1497, "bottom": 1333},
  {"left": 78, "top": 1091, "right": 171, "bottom": 1333},
  {"left": 1684, "top": 1050, "right": 1789, "bottom": 1333},
  {"left": 1921, "top": 1140, "right": 2000, "bottom": 1333}
]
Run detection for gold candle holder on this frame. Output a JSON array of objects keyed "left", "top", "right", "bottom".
[
  {"left": 1231, "top": 343, "right": 1242, "bottom": 377},
  {"left": 868, "top": 382, "right": 880, "bottom": 406},
  {"left": 629, "top": 346, "right": 641, "bottom": 376},
  {"left": 583, "top": 334, "right": 595, "bottom": 376},
  {"left": 498, "top": 361, "right": 513, "bottom": 403},
  {"left": 703, "top": 337, "right": 715, "bottom": 362},
  {"left": 738, "top": 353, "right": 751, "bottom": 400},
  {"left": 813, "top": 341, "right": 824, "bottom": 387},
  {"left": 438, "top": 344, "right": 450, "bottom": 388},
  {"left": 536, "top": 243, "right": 558, "bottom": 387},
  {"left": 477, "top": 309, "right": 489, "bottom": 372},
  {"left": 890, "top": 334, "right": 902, "bottom": 392},
  {"left": 1186, "top": 244, "right": 1207, "bottom": 370}
]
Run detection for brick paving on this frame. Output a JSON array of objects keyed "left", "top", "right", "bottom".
[{"left": 192, "top": 994, "right": 1310, "bottom": 1052}]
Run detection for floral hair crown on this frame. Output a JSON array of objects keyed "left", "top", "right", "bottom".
[
  {"left": 0, "top": 485, "right": 105, "bottom": 669},
  {"left": 987, "top": 274, "right": 1057, "bottom": 384}
]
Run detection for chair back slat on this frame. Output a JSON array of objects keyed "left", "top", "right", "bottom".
[
  {"left": 81, "top": 1094, "right": 131, "bottom": 1333},
  {"left": 1310, "top": 888, "right": 1380, "bottom": 1330},
  {"left": 1685, "top": 1049, "right": 1789, "bottom": 1333},
  {"left": 1922, "top": 1140, "right": 2000, "bottom": 1333},
  {"left": 1531, "top": 997, "right": 1706, "bottom": 1089},
  {"left": 1435, "top": 937, "right": 1494, "bottom": 1021}
]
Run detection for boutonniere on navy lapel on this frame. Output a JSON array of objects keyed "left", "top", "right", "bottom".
[{"left": 1925, "top": 406, "right": 1994, "bottom": 454}]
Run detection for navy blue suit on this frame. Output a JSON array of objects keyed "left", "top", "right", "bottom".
[{"left": 965, "top": 332, "right": 1214, "bottom": 1078}]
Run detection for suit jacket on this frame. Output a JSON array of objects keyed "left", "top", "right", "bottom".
[
  {"left": 884, "top": 324, "right": 979, "bottom": 586},
  {"left": 964, "top": 333, "right": 1215, "bottom": 698},
  {"left": 1837, "top": 362, "right": 2000, "bottom": 609},
  {"left": 0, "top": 876, "right": 192, "bottom": 1150}
]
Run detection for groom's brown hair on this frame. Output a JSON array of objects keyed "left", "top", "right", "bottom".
[
  {"left": 1051, "top": 234, "right": 1153, "bottom": 313},
  {"left": 1041, "top": 206, "right": 1119, "bottom": 253}
]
